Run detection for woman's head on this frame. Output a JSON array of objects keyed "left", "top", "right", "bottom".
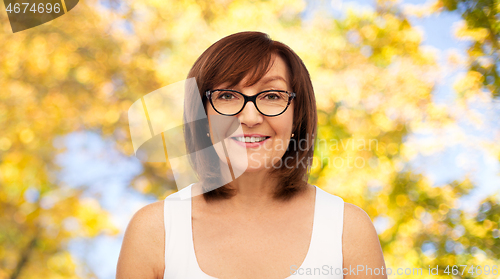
[{"left": 184, "top": 31, "right": 317, "bottom": 201}]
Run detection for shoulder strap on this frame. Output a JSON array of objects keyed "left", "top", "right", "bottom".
[
  {"left": 163, "top": 185, "right": 195, "bottom": 278},
  {"left": 304, "top": 186, "right": 344, "bottom": 269}
]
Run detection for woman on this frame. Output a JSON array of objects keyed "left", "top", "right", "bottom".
[{"left": 117, "top": 31, "right": 387, "bottom": 279}]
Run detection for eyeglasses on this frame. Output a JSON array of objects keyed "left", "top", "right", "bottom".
[{"left": 205, "top": 89, "right": 296, "bottom": 117}]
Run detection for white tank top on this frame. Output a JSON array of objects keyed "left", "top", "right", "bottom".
[{"left": 163, "top": 184, "right": 344, "bottom": 278}]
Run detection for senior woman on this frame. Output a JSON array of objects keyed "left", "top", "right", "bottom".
[{"left": 117, "top": 31, "right": 387, "bottom": 278}]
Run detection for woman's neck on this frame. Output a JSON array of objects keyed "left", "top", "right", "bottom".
[{"left": 220, "top": 169, "right": 284, "bottom": 212}]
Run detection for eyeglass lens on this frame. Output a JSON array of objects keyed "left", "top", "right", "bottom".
[{"left": 211, "top": 90, "right": 291, "bottom": 116}]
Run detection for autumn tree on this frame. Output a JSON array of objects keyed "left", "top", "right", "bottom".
[{"left": 438, "top": 0, "right": 500, "bottom": 98}]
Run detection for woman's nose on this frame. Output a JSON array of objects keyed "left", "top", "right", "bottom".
[{"left": 237, "top": 101, "right": 263, "bottom": 127}]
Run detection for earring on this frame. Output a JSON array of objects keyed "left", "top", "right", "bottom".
[
  {"left": 207, "top": 132, "right": 210, "bottom": 137},
  {"left": 291, "top": 133, "right": 294, "bottom": 137}
]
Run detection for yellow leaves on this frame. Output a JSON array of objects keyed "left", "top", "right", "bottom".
[
  {"left": 66, "top": 52, "right": 81, "bottom": 69},
  {"left": 400, "top": 143, "right": 418, "bottom": 160},
  {"left": 418, "top": 45, "right": 440, "bottom": 66},
  {"left": 19, "top": 128, "right": 34, "bottom": 144},
  {"left": 387, "top": 142, "right": 398, "bottom": 155},
  {"left": 396, "top": 194, "right": 408, "bottom": 207},
  {"left": 360, "top": 25, "right": 378, "bottom": 41},
  {"left": 373, "top": 112, "right": 394, "bottom": 132},
  {"left": 147, "top": 0, "right": 172, "bottom": 7},
  {"left": 425, "top": 103, "right": 452, "bottom": 125},
  {"left": 312, "top": 72, "right": 341, "bottom": 110},
  {"left": 379, "top": 45, "right": 397, "bottom": 62},
  {"left": 31, "top": 36, "right": 52, "bottom": 71},
  {"left": 3, "top": 54, "right": 20, "bottom": 77},
  {"left": 402, "top": 28, "right": 423, "bottom": 45},
  {"left": 104, "top": 109, "right": 120, "bottom": 124},
  {"left": 414, "top": 206, "right": 425, "bottom": 219},
  {"left": 0, "top": 162, "right": 20, "bottom": 183},
  {"left": 453, "top": 70, "right": 485, "bottom": 99},
  {"left": 99, "top": 82, "right": 114, "bottom": 99},
  {"left": 471, "top": 223, "right": 487, "bottom": 238},
  {"left": 483, "top": 219, "right": 494, "bottom": 230},
  {"left": 74, "top": 197, "right": 119, "bottom": 237},
  {"left": 460, "top": 70, "right": 485, "bottom": 88},
  {"left": 429, "top": 0, "right": 444, "bottom": 13},
  {"left": 369, "top": 125, "right": 380, "bottom": 137},
  {"left": 0, "top": 269, "right": 9, "bottom": 279},
  {"left": 52, "top": 52, "right": 70, "bottom": 79},
  {"left": 75, "top": 66, "right": 92, "bottom": 84},
  {"left": 64, "top": 40, "right": 78, "bottom": 52},
  {"left": 47, "top": 251, "right": 76, "bottom": 276},
  {"left": 406, "top": 219, "right": 423, "bottom": 236},
  {"left": 317, "top": 112, "right": 328, "bottom": 126},
  {"left": 335, "top": 107, "right": 350, "bottom": 125},
  {"left": 83, "top": 103, "right": 123, "bottom": 128},
  {"left": 454, "top": 20, "right": 490, "bottom": 43},
  {"left": 403, "top": 1, "right": 443, "bottom": 18},
  {"left": 8, "top": 81, "right": 34, "bottom": 101},
  {"left": 95, "top": 50, "right": 109, "bottom": 64},
  {"left": 438, "top": 203, "right": 449, "bottom": 215},
  {"left": 133, "top": 176, "right": 151, "bottom": 194},
  {"left": 0, "top": 137, "right": 12, "bottom": 151},
  {"left": 35, "top": 55, "right": 51, "bottom": 72},
  {"left": 279, "top": 0, "right": 306, "bottom": 14}
]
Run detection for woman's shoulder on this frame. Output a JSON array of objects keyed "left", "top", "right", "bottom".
[
  {"left": 116, "top": 200, "right": 165, "bottom": 279},
  {"left": 125, "top": 200, "right": 165, "bottom": 235},
  {"left": 343, "top": 202, "right": 370, "bottom": 224},
  {"left": 342, "top": 202, "right": 378, "bottom": 242},
  {"left": 342, "top": 202, "right": 387, "bottom": 278},
  {"left": 132, "top": 200, "right": 165, "bottom": 227}
]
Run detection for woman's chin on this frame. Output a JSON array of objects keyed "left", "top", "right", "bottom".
[{"left": 230, "top": 160, "right": 272, "bottom": 174}]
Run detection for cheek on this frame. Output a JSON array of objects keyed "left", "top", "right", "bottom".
[
  {"left": 268, "top": 120, "right": 293, "bottom": 154},
  {"left": 274, "top": 111, "right": 294, "bottom": 152},
  {"left": 273, "top": 111, "right": 294, "bottom": 136}
]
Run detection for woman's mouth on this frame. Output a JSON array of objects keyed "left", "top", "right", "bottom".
[{"left": 230, "top": 135, "right": 271, "bottom": 147}]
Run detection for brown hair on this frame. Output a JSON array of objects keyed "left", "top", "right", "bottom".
[{"left": 183, "top": 31, "right": 317, "bottom": 202}]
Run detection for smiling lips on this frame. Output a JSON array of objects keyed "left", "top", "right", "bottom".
[{"left": 230, "top": 134, "right": 271, "bottom": 147}]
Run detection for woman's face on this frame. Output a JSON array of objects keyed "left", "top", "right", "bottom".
[{"left": 206, "top": 54, "right": 294, "bottom": 173}]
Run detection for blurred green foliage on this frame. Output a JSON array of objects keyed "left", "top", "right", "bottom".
[{"left": 439, "top": 0, "right": 500, "bottom": 98}]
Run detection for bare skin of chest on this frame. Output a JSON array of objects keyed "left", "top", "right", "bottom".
[{"left": 191, "top": 187, "right": 316, "bottom": 279}]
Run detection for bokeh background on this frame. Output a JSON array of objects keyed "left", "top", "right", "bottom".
[{"left": 1, "top": 0, "right": 500, "bottom": 278}]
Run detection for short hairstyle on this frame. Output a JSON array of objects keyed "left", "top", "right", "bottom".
[{"left": 183, "top": 31, "right": 317, "bottom": 202}]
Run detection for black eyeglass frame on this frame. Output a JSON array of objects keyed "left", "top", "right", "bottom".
[{"left": 205, "top": 89, "right": 296, "bottom": 117}]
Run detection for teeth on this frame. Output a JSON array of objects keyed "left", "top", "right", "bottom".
[{"left": 234, "top": 136, "right": 267, "bottom": 143}]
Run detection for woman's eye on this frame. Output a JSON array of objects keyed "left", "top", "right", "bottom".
[
  {"left": 223, "top": 94, "right": 233, "bottom": 99},
  {"left": 218, "top": 93, "right": 235, "bottom": 100},
  {"left": 265, "top": 93, "right": 281, "bottom": 100}
]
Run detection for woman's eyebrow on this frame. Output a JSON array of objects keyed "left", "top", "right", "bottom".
[{"left": 260, "top": 76, "right": 288, "bottom": 84}]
